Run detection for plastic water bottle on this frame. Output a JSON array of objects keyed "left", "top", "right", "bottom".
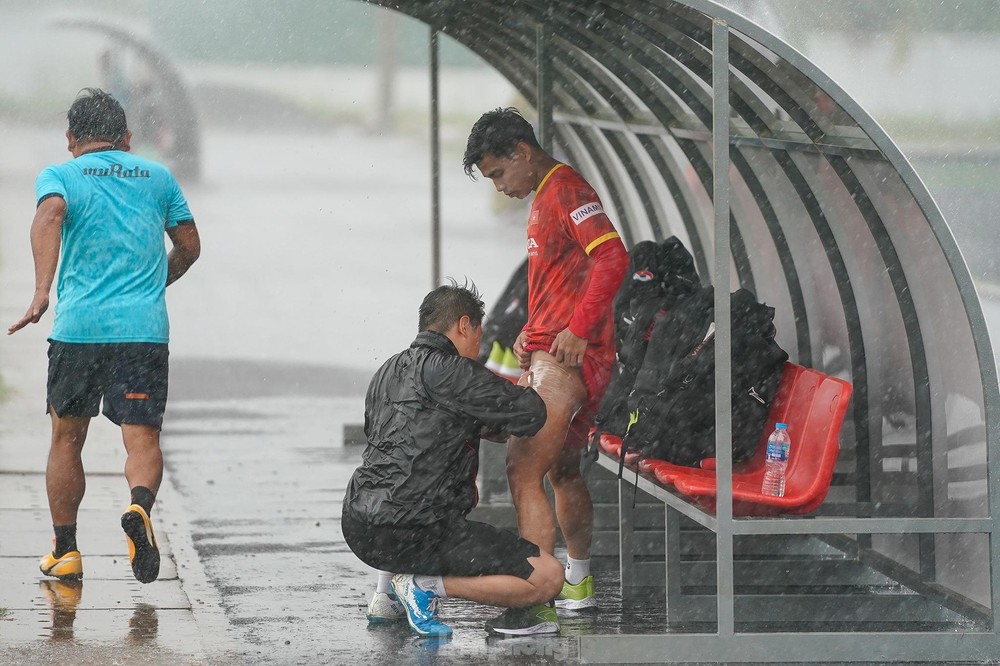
[{"left": 760, "top": 423, "right": 791, "bottom": 497}]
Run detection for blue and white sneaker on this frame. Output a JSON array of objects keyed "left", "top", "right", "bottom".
[
  {"left": 390, "top": 574, "right": 452, "bottom": 637},
  {"left": 366, "top": 591, "right": 405, "bottom": 623}
]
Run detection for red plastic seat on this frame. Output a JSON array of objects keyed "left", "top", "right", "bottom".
[
  {"left": 597, "top": 432, "right": 646, "bottom": 467},
  {"left": 598, "top": 432, "right": 624, "bottom": 458},
  {"left": 641, "top": 456, "right": 711, "bottom": 485},
  {"left": 626, "top": 363, "right": 852, "bottom": 516}
]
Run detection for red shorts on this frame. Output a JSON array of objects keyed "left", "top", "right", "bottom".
[{"left": 566, "top": 353, "right": 612, "bottom": 450}]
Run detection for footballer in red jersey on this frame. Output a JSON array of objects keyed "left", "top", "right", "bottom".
[
  {"left": 465, "top": 108, "right": 628, "bottom": 618},
  {"left": 522, "top": 162, "right": 623, "bottom": 410}
]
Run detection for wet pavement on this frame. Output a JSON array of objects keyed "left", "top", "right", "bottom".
[
  {"left": 0, "top": 323, "right": 223, "bottom": 663},
  {"left": 0, "top": 122, "right": 640, "bottom": 665},
  {"left": 156, "top": 390, "right": 654, "bottom": 665},
  {"left": 2, "top": 121, "right": 1000, "bottom": 665}
]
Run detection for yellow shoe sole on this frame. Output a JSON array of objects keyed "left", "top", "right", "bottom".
[{"left": 122, "top": 504, "right": 160, "bottom": 584}]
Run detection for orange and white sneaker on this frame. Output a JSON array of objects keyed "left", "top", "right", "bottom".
[
  {"left": 39, "top": 549, "right": 84, "bottom": 581},
  {"left": 39, "top": 578, "right": 83, "bottom": 611},
  {"left": 121, "top": 504, "right": 160, "bottom": 584},
  {"left": 39, "top": 579, "right": 83, "bottom": 641}
]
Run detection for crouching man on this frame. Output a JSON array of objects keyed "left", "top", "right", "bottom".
[{"left": 342, "top": 281, "right": 564, "bottom": 637}]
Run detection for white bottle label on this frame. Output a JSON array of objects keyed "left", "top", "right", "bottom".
[{"left": 766, "top": 441, "right": 788, "bottom": 462}]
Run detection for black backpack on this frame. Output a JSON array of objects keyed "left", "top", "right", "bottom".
[
  {"left": 592, "top": 238, "right": 701, "bottom": 442},
  {"left": 592, "top": 296, "right": 672, "bottom": 440},
  {"left": 611, "top": 237, "right": 700, "bottom": 352},
  {"left": 622, "top": 286, "right": 788, "bottom": 466}
]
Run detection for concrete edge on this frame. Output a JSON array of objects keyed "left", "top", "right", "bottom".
[{"left": 157, "top": 468, "right": 242, "bottom": 663}]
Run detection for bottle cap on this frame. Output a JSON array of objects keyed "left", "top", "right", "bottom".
[{"left": 775, "top": 422, "right": 787, "bottom": 429}]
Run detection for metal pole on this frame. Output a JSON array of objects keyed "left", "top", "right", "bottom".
[
  {"left": 536, "top": 21, "right": 552, "bottom": 151},
  {"left": 712, "top": 17, "right": 734, "bottom": 638},
  {"left": 375, "top": 9, "right": 398, "bottom": 134},
  {"left": 429, "top": 28, "right": 441, "bottom": 288}
]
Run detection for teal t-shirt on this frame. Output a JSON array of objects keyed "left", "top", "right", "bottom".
[{"left": 35, "top": 149, "right": 193, "bottom": 343}]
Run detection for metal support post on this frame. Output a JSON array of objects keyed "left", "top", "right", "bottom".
[
  {"left": 711, "top": 17, "right": 735, "bottom": 639},
  {"left": 429, "top": 28, "right": 441, "bottom": 288}
]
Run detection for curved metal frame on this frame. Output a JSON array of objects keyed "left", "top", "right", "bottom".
[{"left": 361, "top": 0, "right": 1000, "bottom": 661}]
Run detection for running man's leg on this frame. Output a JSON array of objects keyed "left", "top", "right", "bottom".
[
  {"left": 107, "top": 343, "right": 168, "bottom": 584},
  {"left": 46, "top": 412, "right": 90, "bottom": 526},
  {"left": 105, "top": 342, "right": 167, "bottom": 505},
  {"left": 506, "top": 351, "right": 587, "bottom": 554},
  {"left": 41, "top": 411, "right": 90, "bottom": 578},
  {"left": 45, "top": 341, "right": 101, "bottom": 528},
  {"left": 42, "top": 341, "right": 103, "bottom": 577},
  {"left": 120, "top": 424, "right": 163, "bottom": 584},
  {"left": 121, "top": 424, "right": 163, "bottom": 495}
]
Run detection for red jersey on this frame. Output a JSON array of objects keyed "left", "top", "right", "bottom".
[{"left": 522, "top": 164, "right": 624, "bottom": 367}]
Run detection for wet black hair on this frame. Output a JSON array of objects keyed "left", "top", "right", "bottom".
[
  {"left": 418, "top": 278, "right": 485, "bottom": 332},
  {"left": 462, "top": 107, "right": 540, "bottom": 178},
  {"left": 67, "top": 87, "right": 128, "bottom": 144}
]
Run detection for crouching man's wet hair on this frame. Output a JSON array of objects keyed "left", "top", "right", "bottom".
[
  {"left": 462, "top": 107, "right": 540, "bottom": 178},
  {"left": 419, "top": 279, "right": 485, "bottom": 333},
  {"left": 67, "top": 87, "right": 128, "bottom": 145}
]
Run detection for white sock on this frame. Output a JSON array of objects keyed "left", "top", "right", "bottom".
[
  {"left": 566, "top": 556, "right": 591, "bottom": 585},
  {"left": 413, "top": 574, "right": 448, "bottom": 599},
  {"left": 375, "top": 569, "right": 393, "bottom": 595}
]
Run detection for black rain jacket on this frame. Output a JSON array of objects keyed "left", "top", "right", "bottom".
[{"left": 343, "top": 330, "right": 546, "bottom": 527}]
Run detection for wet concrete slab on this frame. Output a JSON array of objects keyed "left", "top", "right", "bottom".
[
  {"left": 0, "top": 543, "right": 210, "bottom": 665},
  {"left": 0, "top": 469, "right": 209, "bottom": 665},
  {"left": 0, "top": 363, "right": 218, "bottom": 665},
  {"left": 0, "top": 606, "right": 208, "bottom": 666},
  {"left": 153, "top": 383, "right": 685, "bottom": 664},
  {"left": 0, "top": 565, "right": 188, "bottom": 608},
  {"left": 3, "top": 119, "right": 999, "bottom": 665}
]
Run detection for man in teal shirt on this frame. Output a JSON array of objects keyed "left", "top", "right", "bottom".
[{"left": 7, "top": 88, "right": 201, "bottom": 584}]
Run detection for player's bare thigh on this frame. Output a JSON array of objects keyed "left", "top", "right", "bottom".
[{"left": 507, "top": 350, "right": 587, "bottom": 472}]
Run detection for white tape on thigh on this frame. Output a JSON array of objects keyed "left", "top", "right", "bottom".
[{"left": 529, "top": 352, "right": 587, "bottom": 418}]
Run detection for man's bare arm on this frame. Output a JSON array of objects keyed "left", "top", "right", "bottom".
[
  {"left": 7, "top": 196, "right": 66, "bottom": 335},
  {"left": 165, "top": 223, "right": 201, "bottom": 286}
]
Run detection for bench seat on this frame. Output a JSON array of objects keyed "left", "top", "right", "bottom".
[{"left": 599, "top": 362, "right": 852, "bottom": 516}]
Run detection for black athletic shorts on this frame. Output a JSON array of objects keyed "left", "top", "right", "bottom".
[
  {"left": 341, "top": 508, "right": 539, "bottom": 580},
  {"left": 46, "top": 340, "right": 169, "bottom": 428}
]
